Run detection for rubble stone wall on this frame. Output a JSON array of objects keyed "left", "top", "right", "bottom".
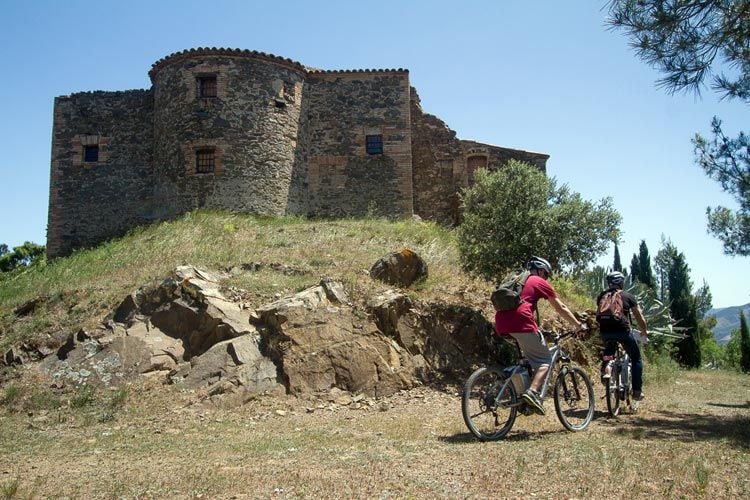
[
  {"left": 47, "top": 90, "right": 154, "bottom": 257},
  {"left": 47, "top": 48, "right": 549, "bottom": 257}
]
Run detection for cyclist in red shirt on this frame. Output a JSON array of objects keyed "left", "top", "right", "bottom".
[{"left": 495, "top": 256, "right": 587, "bottom": 414}]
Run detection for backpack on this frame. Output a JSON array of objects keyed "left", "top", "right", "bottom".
[
  {"left": 491, "top": 271, "right": 531, "bottom": 311},
  {"left": 596, "top": 289, "right": 628, "bottom": 327}
]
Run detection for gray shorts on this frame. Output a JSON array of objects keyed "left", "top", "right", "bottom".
[{"left": 509, "top": 331, "right": 552, "bottom": 369}]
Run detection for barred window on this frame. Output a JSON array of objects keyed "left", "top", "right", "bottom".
[
  {"left": 366, "top": 135, "right": 383, "bottom": 155},
  {"left": 83, "top": 145, "right": 99, "bottom": 163},
  {"left": 198, "top": 76, "right": 217, "bottom": 98},
  {"left": 196, "top": 148, "right": 215, "bottom": 173}
]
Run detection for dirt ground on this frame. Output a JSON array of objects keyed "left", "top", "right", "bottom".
[{"left": 1, "top": 369, "right": 748, "bottom": 499}]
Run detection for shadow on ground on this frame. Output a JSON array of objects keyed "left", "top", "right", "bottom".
[{"left": 607, "top": 408, "right": 750, "bottom": 450}]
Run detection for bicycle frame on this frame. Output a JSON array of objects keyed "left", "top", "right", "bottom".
[
  {"left": 462, "top": 329, "right": 595, "bottom": 438},
  {"left": 496, "top": 332, "right": 573, "bottom": 408}
]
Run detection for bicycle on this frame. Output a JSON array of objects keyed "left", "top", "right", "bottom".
[
  {"left": 461, "top": 330, "right": 595, "bottom": 440},
  {"left": 602, "top": 330, "right": 646, "bottom": 416}
]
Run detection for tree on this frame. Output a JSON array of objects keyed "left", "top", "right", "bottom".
[
  {"left": 693, "top": 118, "right": 750, "bottom": 255},
  {"left": 0, "top": 242, "right": 46, "bottom": 272},
  {"left": 457, "top": 161, "right": 622, "bottom": 279},
  {"left": 0, "top": 243, "right": 8, "bottom": 256},
  {"left": 607, "top": 0, "right": 750, "bottom": 255},
  {"left": 629, "top": 240, "right": 656, "bottom": 288},
  {"left": 740, "top": 310, "right": 750, "bottom": 372},
  {"left": 668, "top": 250, "right": 701, "bottom": 367},
  {"left": 723, "top": 327, "right": 742, "bottom": 369},
  {"left": 694, "top": 279, "right": 713, "bottom": 319},
  {"left": 613, "top": 242, "right": 623, "bottom": 271},
  {"left": 630, "top": 254, "right": 640, "bottom": 283},
  {"left": 638, "top": 240, "right": 656, "bottom": 288},
  {"left": 654, "top": 237, "right": 678, "bottom": 301}
]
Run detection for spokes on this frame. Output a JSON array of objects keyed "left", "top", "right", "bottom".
[
  {"left": 462, "top": 367, "right": 518, "bottom": 441},
  {"left": 554, "top": 365, "right": 595, "bottom": 432}
]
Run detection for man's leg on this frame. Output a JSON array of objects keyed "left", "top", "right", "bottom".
[
  {"left": 511, "top": 332, "right": 552, "bottom": 414},
  {"left": 621, "top": 332, "right": 644, "bottom": 397}
]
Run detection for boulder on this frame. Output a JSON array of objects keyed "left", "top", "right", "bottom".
[
  {"left": 256, "top": 280, "right": 414, "bottom": 396},
  {"left": 369, "top": 249, "right": 428, "bottom": 287},
  {"left": 177, "top": 334, "right": 280, "bottom": 394}
]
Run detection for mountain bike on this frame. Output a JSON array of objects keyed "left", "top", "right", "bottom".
[
  {"left": 603, "top": 331, "right": 646, "bottom": 415},
  {"left": 461, "top": 330, "right": 595, "bottom": 440}
]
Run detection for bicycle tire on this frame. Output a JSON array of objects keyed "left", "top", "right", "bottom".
[
  {"left": 553, "top": 364, "right": 595, "bottom": 432},
  {"left": 605, "top": 363, "right": 621, "bottom": 417},
  {"left": 461, "top": 366, "right": 517, "bottom": 441}
]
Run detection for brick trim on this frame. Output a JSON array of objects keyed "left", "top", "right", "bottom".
[
  {"left": 181, "top": 140, "right": 226, "bottom": 176},
  {"left": 72, "top": 135, "right": 110, "bottom": 168}
]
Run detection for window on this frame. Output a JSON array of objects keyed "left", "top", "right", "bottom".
[
  {"left": 198, "top": 76, "right": 217, "bottom": 98},
  {"left": 83, "top": 145, "right": 99, "bottom": 163},
  {"left": 366, "top": 135, "right": 383, "bottom": 155},
  {"left": 196, "top": 148, "right": 215, "bottom": 173}
]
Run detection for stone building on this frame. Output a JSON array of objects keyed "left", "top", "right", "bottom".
[{"left": 48, "top": 48, "right": 548, "bottom": 257}]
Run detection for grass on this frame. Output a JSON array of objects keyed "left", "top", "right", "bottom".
[
  {"left": 0, "top": 370, "right": 747, "bottom": 498},
  {"left": 5, "top": 211, "right": 738, "bottom": 496},
  {"left": 0, "top": 211, "right": 480, "bottom": 352}
]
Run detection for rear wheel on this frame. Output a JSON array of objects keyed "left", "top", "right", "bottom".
[
  {"left": 462, "top": 366, "right": 517, "bottom": 441},
  {"left": 554, "top": 364, "right": 595, "bottom": 432},
  {"left": 605, "top": 364, "right": 622, "bottom": 417}
]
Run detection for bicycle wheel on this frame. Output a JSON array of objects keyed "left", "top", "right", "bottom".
[
  {"left": 462, "top": 366, "right": 517, "bottom": 441},
  {"left": 554, "top": 364, "right": 595, "bottom": 432},
  {"left": 605, "top": 363, "right": 622, "bottom": 417}
]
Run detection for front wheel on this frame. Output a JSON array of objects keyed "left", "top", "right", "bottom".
[
  {"left": 461, "top": 366, "right": 517, "bottom": 441},
  {"left": 554, "top": 364, "right": 595, "bottom": 432}
]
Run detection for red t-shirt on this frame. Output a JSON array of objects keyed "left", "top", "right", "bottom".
[{"left": 494, "top": 275, "right": 557, "bottom": 334}]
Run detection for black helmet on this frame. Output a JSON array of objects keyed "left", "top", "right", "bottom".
[
  {"left": 527, "top": 256, "right": 552, "bottom": 275},
  {"left": 606, "top": 271, "right": 625, "bottom": 287}
]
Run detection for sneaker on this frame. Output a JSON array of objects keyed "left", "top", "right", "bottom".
[
  {"left": 521, "top": 389, "right": 545, "bottom": 415},
  {"left": 632, "top": 391, "right": 645, "bottom": 401}
]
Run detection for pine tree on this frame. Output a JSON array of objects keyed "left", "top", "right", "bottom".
[
  {"left": 740, "top": 311, "right": 750, "bottom": 373},
  {"left": 608, "top": 1, "right": 750, "bottom": 255},
  {"left": 613, "top": 243, "right": 623, "bottom": 272}
]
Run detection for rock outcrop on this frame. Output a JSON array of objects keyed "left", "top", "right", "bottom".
[{"left": 36, "top": 264, "right": 496, "bottom": 403}]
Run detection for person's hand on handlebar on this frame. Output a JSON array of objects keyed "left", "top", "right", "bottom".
[{"left": 575, "top": 323, "right": 589, "bottom": 339}]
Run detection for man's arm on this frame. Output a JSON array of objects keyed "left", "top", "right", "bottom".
[
  {"left": 548, "top": 296, "right": 585, "bottom": 330},
  {"left": 631, "top": 305, "right": 649, "bottom": 336}
]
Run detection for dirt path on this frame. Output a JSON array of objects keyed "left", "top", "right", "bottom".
[{"left": 1, "top": 370, "right": 748, "bottom": 499}]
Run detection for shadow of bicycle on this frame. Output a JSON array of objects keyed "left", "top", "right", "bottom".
[{"left": 439, "top": 427, "right": 570, "bottom": 444}]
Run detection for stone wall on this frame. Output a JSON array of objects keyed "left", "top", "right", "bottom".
[
  {"left": 47, "top": 48, "right": 550, "bottom": 257},
  {"left": 47, "top": 90, "right": 154, "bottom": 257},
  {"left": 301, "top": 71, "right": 412, "bottom": 218},
  {"left": 410, "top": 88, "right": 464, "bottom": 225},
  {"left": 150, "top": 53, "right": 306, "bottom": 219}
]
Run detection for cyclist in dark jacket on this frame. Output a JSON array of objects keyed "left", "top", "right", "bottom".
[{"left": 597, "top": 271, "right": 649, "bottom": 400}]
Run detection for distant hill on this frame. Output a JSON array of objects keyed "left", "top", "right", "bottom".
[{"left": 707, "top": 303, "right": 749, "bottom": 344}]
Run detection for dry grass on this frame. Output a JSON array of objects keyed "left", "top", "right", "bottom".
[
  {"left": 0, "top": 370, "right": 747, "bottom": 498},
  {"left": 0, "top": 212, "right": 493, "bottom": 352},
  {"left": 2, "top": 212, "right": 747, "bottom": 498}
]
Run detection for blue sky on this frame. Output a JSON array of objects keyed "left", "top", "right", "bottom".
[{"left": 1, "top": 0, "right": 747, "bottom": 308}]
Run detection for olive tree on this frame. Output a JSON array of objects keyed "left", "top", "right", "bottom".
[{"left": 457, "top": 160, "right": 621, "bottom": 280}]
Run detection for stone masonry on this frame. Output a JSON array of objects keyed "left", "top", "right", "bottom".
[{"left": 47, "top": 48, "right": 549, "bottom": 257}]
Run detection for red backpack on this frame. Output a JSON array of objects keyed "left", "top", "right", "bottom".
[{"left": 596, "top": 289, "right": 628, "bottom": 327}]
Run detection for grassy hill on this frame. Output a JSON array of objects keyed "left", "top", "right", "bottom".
[{"left": 0, "top": 211, "right": 597, "bottom": 355}]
